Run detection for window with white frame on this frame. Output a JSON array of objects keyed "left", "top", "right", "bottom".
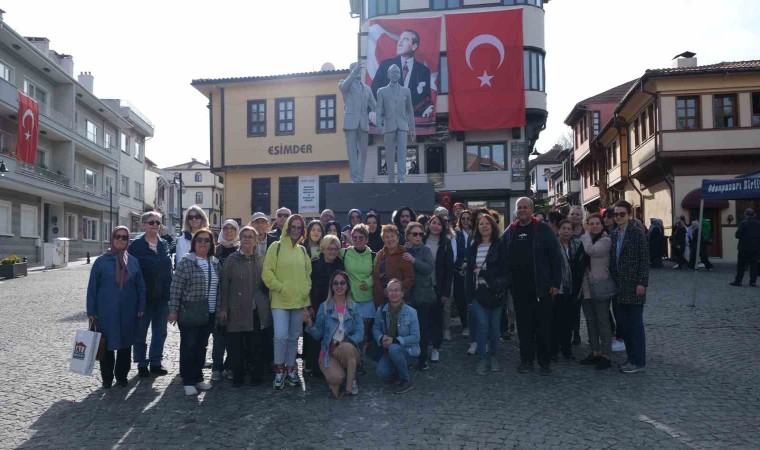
[
  {"left": 196, "top": 192, "right": 203, "bottom": 204},
  {"left": 134, "top": 142, "right": 141, "bottom": 160},
  {"left": 195, "top": 172, "right": 202, "bottom": 182},
  {"left": 102, "top": 220, "right": 111, "bottom": 242},
  {"left": 105, "top": 176, "right": 114, "bottom": 195},
  {"left": 86, "top": 120, "right": 99, "bottom": 143},
  {"left": 20, "top": 204, "right": 39, "bottom": 238},
  {"left": 84, "top": 168, "right": 97, "bottom": 191},
  {"left": 64, "top": 213, "right": 78, "bottom": 239},
  {"left": 0, "top": 200, "right": 11, "bottom": 235},
  {"left": 36, "top": 149, "right": 46, "bottom": 169},
  {"left": 23, "top": 80, "right": 47, "bottom": 104},
  {"left": 105, "top": 133, "right": 113, "bottom": 150},
  {"left": 121, "top": 175, "right": 130, "bottom": 196},
  {"left": 134, "top": 181, "right": 143, "bottom": 200},
  {"left": 82, "top": 217, "right": 99, "bottom": 241},
  {"left": 120, "top": 133, "right": 128, "bottom": 152},
  {"left": 0, "top": 60, "right": 12, "bottom": 83}
]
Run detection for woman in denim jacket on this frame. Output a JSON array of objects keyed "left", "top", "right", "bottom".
[{"left": 303, "top": 271, "right": 363, "bottom": 399}]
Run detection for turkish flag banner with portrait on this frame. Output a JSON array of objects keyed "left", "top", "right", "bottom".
[
  {"left": 16, "top": 91, "right": 39, "bottom": 164},
  {"left": 446, "top": 10, "right": 525, "bottom": 131},
  {"left": 366, "top": 17, "right": 442, "bottom": 135}
]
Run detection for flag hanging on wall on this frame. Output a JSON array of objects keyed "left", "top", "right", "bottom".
[{"left": 16, "top": 92, "right": 39, "bottom": 165}]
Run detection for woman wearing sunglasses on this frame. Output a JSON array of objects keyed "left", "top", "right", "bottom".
[
  {"left": 176, "top": 206, "right": 210, "bottom": 263},
  {"left": 303, "top": 271, "right": 363, "bottom": 398},
  {"left": 168, "top": 228, "right": 220, "bottom": 396},
  {"left": 262, "top": 214, "right": 312, "bottom": 390},
  {"left": 87, "top": 226, "right": 146, "bottom": 388},
  {"left": 403, "top": 221, "right": 436, "bottom": 371}
]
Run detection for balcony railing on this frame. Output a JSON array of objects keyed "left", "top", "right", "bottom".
[
  {"left": 39, "top": 102, "right": 74, "bottom": 129},
  {"left": 15, "top": 161, "right": 72, "bottom": 187}
]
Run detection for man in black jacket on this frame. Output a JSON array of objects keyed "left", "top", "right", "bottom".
[
  {"left": 502, "top": 198, "right": 563, "bottom": 375},
  {"left": 128, "top": 212, "right": 174, "bottom": 377},
  {"left": 731, "top": 208, "right": 760, "bottom": 287}
]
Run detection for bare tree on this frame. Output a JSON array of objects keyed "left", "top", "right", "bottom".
[{"left": 556, "top": 132, "right": 573, "bottom": 150}]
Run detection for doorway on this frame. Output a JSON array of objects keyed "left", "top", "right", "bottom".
[{"left": 689, "top": 208, "right": 722, "bottom": 258}]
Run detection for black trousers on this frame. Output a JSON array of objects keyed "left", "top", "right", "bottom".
[
  {"left": 414, "top": 303, "right": 431, "bottom": 364},
  {"left": 735, "top": 250, "right": 759, "bottom": 284},
  {"left": 227, "top": 315, "right": 265, "bottom": 382},
  {"left": 571, "top": 294, "right": 582, "bottom": 340},
  {"left": 100, "top": 346, "right": 131, "bottom": 384},
  {"left": 429, "top": 296, "right": 444, "bottom": 350},
  {"left": 550, "top": 294, "right": 573, "bottom": 357},
  {"left": 452, "top": 273, "right": 468, "bottom": 329},
  {"left": 513, "top": 289, "right": 553, "bottom": 366},
  {"left": 179, "top": 314, "right": 214, "bottom": 386}
]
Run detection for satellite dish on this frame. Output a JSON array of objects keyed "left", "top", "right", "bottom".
[{"left": 321, "top": 62, "right": 336, "bottom": 71}]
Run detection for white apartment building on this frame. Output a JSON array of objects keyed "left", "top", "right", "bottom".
[{"left": 164, "top": 159, "right": 224, "bottom": 233}]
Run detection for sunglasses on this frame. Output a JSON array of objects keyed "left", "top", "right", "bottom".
[
  {"left": 196, "top": 237, "right": 212, "bottom": 244},
  {"left": 408, "top": 231, "right": 424, "bottom": 237},
  {"left": 144, "top": 220, "right": 161, "bottom": 226},
  {"left": 278, "top": 213, "right": 290, "bottom": 218},
  {"left": 332, "top": 280, "right": 347, "bottom": 286},
  {"left": 613, "top": 212, "right": 628, "bottom": 218},
  {"left": 187, "top": 215, "right": 202, "bottom": 220},
  {"left": 113, "top": 235, "right": 129, "bottom": 241}
]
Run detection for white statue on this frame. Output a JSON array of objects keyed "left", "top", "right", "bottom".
[
  {"left": 375, "top": 64, "right": 415, "bottom": 183},
  {"left": 339, "top": 61, "right": 376, "bottom": 183}
]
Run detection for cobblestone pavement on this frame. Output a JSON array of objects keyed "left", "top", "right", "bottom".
[{"left": 1, "top": 261, "right": 759, "bottom": 449}]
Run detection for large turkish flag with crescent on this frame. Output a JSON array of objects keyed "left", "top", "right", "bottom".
[
  {"left": 16, "top": 92, "right": 39, "bottom": 165},
  {"left": 446, "top": 10, "right": 525, "bottom": 131}
]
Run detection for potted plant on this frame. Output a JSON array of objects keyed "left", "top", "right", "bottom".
[{"left": 0, "top": 255, "right": 28, "bottom": 279}]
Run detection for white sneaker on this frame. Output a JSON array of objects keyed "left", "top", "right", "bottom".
[
  {"left": 431, "top": 349, "right": 440, "bottom": 362},
  {"left": 612, "top": 340, "right": 626, "bottom": 352},
  {"left": 466, "top": 342, "right": 477, "bottom": 355},
  {"left": 461, "top": 328, "right": 469, "bottom": 337},
  {"left": 211, "top": 371, "right": 222, "bottom": 381},
  {"left": 443, "top": 330, "right": 452, "bottom": 341},
  {"left": 350, "top": 380, "right": 359, "bottom": 395},
  {"left": 184, "top": 386, "right": 198, "bottom": 396},
  {"left": 195, "top": 381, "right": 212, "bottom": 391}
]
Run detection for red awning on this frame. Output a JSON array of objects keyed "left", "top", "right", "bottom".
[{"left": 681, "top": 188, "right": 730, "bottom": 209}]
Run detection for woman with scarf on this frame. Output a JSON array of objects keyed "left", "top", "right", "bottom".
[
  {"left": 303, "top": 220, "right": 325, "bottom": 259},
  {"left": 578, "top": 213, "right": 613, "bottom": 370},
  {"left": 176, "top": 206, "right": 210, "bottom": 263},
  {"left": 342, "top": 209, "right": 363, "bottom": 244},
  {"left": 551, "top": 219, "right": 586, "bottom": 362},
  {"left": 670, "top": 219, "right": 688, "bottom": 270},
  {"left": 169, "top": 228, "right": 220, "bottom": 396},
  {"left": 366, "top": 212, "right": 384, "bottom": 253},
  {"left": 303, "top": 271, "right": 364, "bottom": 398},
  {"left": 648, "top": 219, "right": 665, "bottom": 268},
  {"left": 402, "top": 221, "right": 436, "bottom": 371},
  {"left": 215, "top": 219, "right": 240, "bottom": 266},
  {"left": 87, "top": 226, "right": 146, "bottom": 388},
  {"left": 209, "top": 219, "right": 240, "bottom": 381}
]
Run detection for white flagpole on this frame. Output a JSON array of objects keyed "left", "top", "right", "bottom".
[{"left": 690, "top": 198, "right": 705, "bottom": 307}]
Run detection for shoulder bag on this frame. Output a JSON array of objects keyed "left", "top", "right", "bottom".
[{"left": 179, "top": 259, "right": 211, "bottom": 326}]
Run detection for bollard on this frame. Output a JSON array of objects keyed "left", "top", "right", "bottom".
[
  {"left": 86, "top": 252, "right": 91, "bottom": 264},
  {"left": 23, "top": 256, "right": 27, "bottom": 263}
]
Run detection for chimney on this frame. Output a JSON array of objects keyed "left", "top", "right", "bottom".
[
  {"left": 672, "top": 51, "right": 697, "bottom": 69},
  {"left": 78, "top": 72, "right": 94, "bottom": 92},
  {"left": 50, "top": 52, "right": 74, "bottom": 76},
  {"left": 25, "top": 37, "right": 50, "bottom": 54}
]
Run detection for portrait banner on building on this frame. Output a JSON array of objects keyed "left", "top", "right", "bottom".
[
  {"left": 445, "top": 10, "right": 525, "bottom": 131},
  {"left": 511, "top": 142, "right": 526, "bottom": 182},
  {"left": 298, "top": 176, "right": 319, "bottom": 214},
  {"left": 366, "top": 17, "right": 442, "bottom": 135}
]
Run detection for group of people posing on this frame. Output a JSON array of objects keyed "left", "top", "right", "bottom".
[{"left": 86, "top": 197, "right": 650, "bottom": 398}]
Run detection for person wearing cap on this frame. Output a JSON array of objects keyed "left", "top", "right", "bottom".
[
  {"left": 269, "top": 207, "right": 291, "bottom": 238},
  {"left": 250, "top": 212, "right": 278, "bottom": 258}
]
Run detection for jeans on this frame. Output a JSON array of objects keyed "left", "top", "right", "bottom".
[
  {"left": 376, "top": 343, "right": 416, "bottom": 382},
  {"left": 582, "top": 297, "right": 612, "bottom": 356},
  {"left": 468, "top": 302, "right": 478, "bottom": 344},
  {"left": 470, "top": 301, "right": 502, "bottom": 361},
  {"left": 550, "top": 294, "right": 573, "bottom": 357},
  {"left": 226, "top": 314, "right": 265, "bottom": 382},
  {"left": 272, "top": 308, "right": 304, "bottom": 367},
  {"left": 413, "top": 303, "right": 430, "bottom": 364},
  {"left": 513, "top": 289, "right": 553, "bottom": 366},
  {"left": 133, "top": 301, "right": 169, "bottom": 368},
  {"left": 735, "top": 250, "right": 759, "bottom": 284},
  {"left": 179, "top": 315, "right": 214, "bottom": 386},
  {"left": 614, "top": 304, "right": 646, "bottom": 367},
  {"left": 100, "top": 346, "right": 131, "bottom": 384}
]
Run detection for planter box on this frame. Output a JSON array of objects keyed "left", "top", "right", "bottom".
[{"left": 0, "top": 262, "right": 28, "bottom": 279}]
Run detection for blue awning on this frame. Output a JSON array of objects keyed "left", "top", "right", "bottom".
[{"left": 701, "top": 172, "right": 760, "bottom": 201}]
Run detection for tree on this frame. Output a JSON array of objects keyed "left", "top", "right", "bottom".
[{"left": 556, "top": 132, "right": 573, "bottom": 150}]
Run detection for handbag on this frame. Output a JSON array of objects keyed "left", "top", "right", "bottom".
[
  {"left": 475, "top": 283, "right": 504, "bottom": 309},
  {"left": 89, "top": 319, "right": 107, "bottom": 361},
  {"left": 179, "top": 259, "right": 212, "bottom": 326},
  {"left": 69, "top": 326, "right": 102, "bottom": 376},
  {"left": 588, "top": 272, "right": 616, "bottom": 301}
]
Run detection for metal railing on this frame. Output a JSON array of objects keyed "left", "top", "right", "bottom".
[
  {"left": 38, "top": 102, "right": 74, "bottom": 129},
  {"left": 15, "top": 161, "right": 72, "bottom": 187}
]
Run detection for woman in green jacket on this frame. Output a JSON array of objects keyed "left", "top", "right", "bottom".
[
  {"left": 262, "top": 214, "right": 312, "bottom": 390},
  {"left": 342, "top": 223, "right": 376, "bottom": 347}
]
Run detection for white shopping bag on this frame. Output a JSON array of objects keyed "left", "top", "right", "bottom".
[{"left": 69, "top": 329, "right": 102, "bottom": 376}]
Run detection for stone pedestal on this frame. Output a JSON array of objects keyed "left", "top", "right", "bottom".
[{"left": 326, "top": 183, "right": 435, "bottom": 224}]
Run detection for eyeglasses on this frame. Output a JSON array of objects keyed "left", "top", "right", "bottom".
[
  {"left": 387, "top": 288, "right": 402, "bottom": 293},
  {"left": 278, "top": 213, "right": 290, "bottom": 218},
  {"left": 332, "top": 280, "right": 347, "bottom": 286},
  {"left": 240, "top": 235, "right": 255, "bottom": 240},
  {"left": 144, "top": 220, "right": 160, "bottom": 226},
  {"left": 223, "top": 227, "right": 236, "bottom": 232},
  {"left": 408, "top": 231, "right": 424, "bottom": 237},
  {"left": 187, "top": 215, "right": 202, "bottom": 220},
  {"left": 326, "top": 246, "right": 340, "bottom": 252},
  {"left": 113, "top": 235, "right": 129, "bottom": 241},
  {"left": 613, "top": 212, "right": 628, "bottom": 218},
  {"left": 196, "top": 237, "right": 212, "bottom": 244}
]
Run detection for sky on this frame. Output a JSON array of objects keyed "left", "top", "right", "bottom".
[{"left": 4, "top": 0, "right": 759, "bottom": 167}]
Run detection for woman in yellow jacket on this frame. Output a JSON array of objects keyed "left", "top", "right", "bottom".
[{"left": 262, "top": 214, "right": 312, "bottom": 390}]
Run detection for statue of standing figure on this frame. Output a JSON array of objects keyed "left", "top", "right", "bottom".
[
  {"left": 376, "top": 64, "right": 416, "bottom": 183},
  {"left": 339, "top": 61, "right": 376, "bottom": 184}
]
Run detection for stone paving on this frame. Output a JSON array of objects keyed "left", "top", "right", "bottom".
[{"left": 1, "top": 261, "right": 759, "bottom": 449}]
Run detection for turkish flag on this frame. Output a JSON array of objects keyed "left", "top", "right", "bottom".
[
  {"left": 16, "top": 92, "right": 39, "bottom": 164},
  {"left": 446, "top": 10, "right": 525, "bottom": 131}
]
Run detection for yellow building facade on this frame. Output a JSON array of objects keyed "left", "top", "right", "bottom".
[{"left": 192, "top": 69, "right": 352, "bottom": 223}]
